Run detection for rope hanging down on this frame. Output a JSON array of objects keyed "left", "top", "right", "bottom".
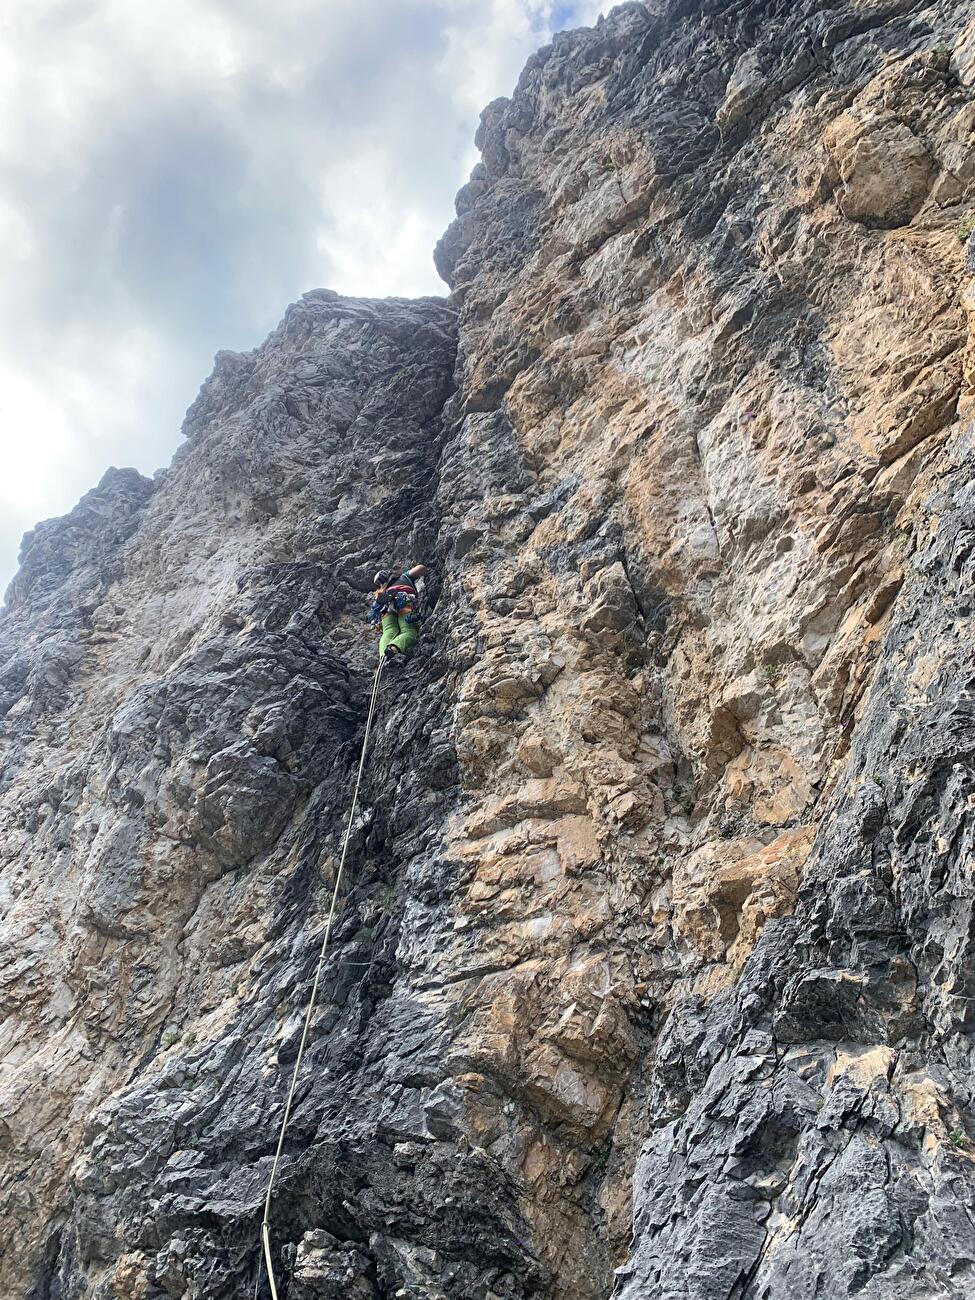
[{"left": 256, "top": 655, "right": 387, "bottom": 1300}]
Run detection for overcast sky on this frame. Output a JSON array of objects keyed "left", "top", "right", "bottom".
[{"left": 0, "top": 0, "right": 605, "bottom": 599}]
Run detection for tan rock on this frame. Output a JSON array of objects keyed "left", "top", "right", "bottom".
[
  {"left": 463, "top": 776, "right": 588, "bottom": 837},
  {"left": 110, "top": 1253, "right": 153, "bottom": 1299},
  {"left": 824, "top": 109, "right": 934, "bottom": 227},
  {"left": 554, "top": 814, "right": 603, "bottom": 873},
  {"left": 724, "top": 746, "right": 814, "bottom": 825},
  {"left": 672, "top": 828, "right": 812, "bottom": 969},
  {"left": 952, "top": 18, "right": 975, "bottom": 87},
  {"left": 516, "top": 729, "right": 557, "bottom": 776},
  {"left": 827, "top": 1044, "right": 896, "bottom": 1090}
]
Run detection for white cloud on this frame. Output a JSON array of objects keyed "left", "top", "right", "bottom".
[
  {"left": 319, "top": 151, "right": 449, "bottom": 299},
  {"left": 0, "top": 0, "right": 608, "bottom": 599},
  {"left": 0, "top": 368, "right": 81, "bottom": 510}
]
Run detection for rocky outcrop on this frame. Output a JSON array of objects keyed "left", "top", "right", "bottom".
[{"left": 5, "top": 3, "right": 975, "bottom": 1298}]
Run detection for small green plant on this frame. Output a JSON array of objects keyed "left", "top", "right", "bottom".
[
  {"left": 451, "top": 1003, "right": 473, "bottom": 1026},
  {"left": 600, "top": 141, "right": 627, "bottom": 172},
  {"left": 763, "top": 662, "right": 783, "bottom": 683},
  {"left": 377, "top": 883, "right": 398, "bottom": 913},
  {"left": 674, "top": 789, "right": 695, "bottom": 817},
  {"left": 161, "top": 1029, "right": 181, "bottom": 1049},
  {"left": 958, "top": 214, "right": 975, "bottom": 244},
  {"left": 352, "top": 925, "right": 374, "bottom": 946},
  {"left": 951, "top": 1129, "right": 965, "bottom": 1147},
  {"left": 183, "top": 1030, "right": 198, "bottom": 1050}
]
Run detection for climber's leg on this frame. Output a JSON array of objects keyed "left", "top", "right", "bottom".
[
  {"left": 387, "top": 616, "right": 419, "bottom": 657},
  {"left": 379, "top": 612, "right": 402, "bottom": 658}
]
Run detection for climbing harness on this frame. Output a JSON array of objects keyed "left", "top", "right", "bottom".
[
  {"left": 255, "top": 654, "right": 387, "bottom": 1300},
  {"left": 369, "top": 572, "right": 426, "bottom": 628}
]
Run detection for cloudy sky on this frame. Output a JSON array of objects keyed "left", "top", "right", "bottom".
[{"left": 0, "top": 0, "right": 605, "bottom": 598}]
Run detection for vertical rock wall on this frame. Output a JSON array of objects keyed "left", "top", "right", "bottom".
[
  {"left": 434, "top": 2, "right": 975, "bottom": 1296},
  {"left": 3, "top": 3, "right": 975, "bottom": 1298}
]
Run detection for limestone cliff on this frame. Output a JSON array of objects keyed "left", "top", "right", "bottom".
[{"left": 4, "top": 3, "right": 975, "bottom": 1298}]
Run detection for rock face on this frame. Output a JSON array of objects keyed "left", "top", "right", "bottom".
[{"left": 5, "top": 3, "right": 975, "bottom": 1298}]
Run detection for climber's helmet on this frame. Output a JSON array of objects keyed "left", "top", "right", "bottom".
[{"left": 373, "top": 569, "right": 393, "bottom": 589}]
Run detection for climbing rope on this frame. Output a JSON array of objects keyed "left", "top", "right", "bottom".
[{"left": 256, "top": 654, "right": 387, "bottom": 1300}]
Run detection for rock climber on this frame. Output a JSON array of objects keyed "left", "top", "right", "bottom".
[{"left": 369, "top": 564, "right": 428, "bottom": 660}]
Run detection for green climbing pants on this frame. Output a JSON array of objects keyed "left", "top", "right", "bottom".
[{"left": 379, "top": 611, "right": 419, "bottom": 658}]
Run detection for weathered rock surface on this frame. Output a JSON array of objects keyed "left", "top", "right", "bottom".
[{"left": 5, "top": 2, "right": 975, "bottom": 1298}]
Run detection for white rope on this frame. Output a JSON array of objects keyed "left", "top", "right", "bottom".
[{"left": 256, "top": 654, "right": 387, "bottom": 1300}]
